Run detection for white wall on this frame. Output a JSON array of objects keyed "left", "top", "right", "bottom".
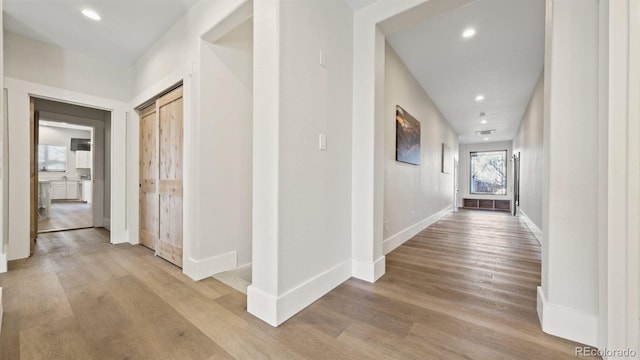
[
  {"left": 458, "top": 140, "right": 513, "bottom": 204},
  {"left": 129, "top": 0, "right": 251, "bottom": 280},
  {"left": 4, "top": 32, "right": 131, "bottom": 102},
  {"left": 383, "top": 44, "right": 457, "bottom": 253},
  {"left": 513, "top": 71, "right": 544, "bottom": 230},
  {"left": 37, "top": 125, "right": 91, "bottom": 180},
  {"left": 248, "top": 0, "right": 353, "bottom": 326},
  {"left": 0, "top": 0, "right": 6, "bottom": 272},
  {"left": 197, "top": 19, "right": 253, "bottom": 267},
  {"left": 538, "top": 0, "right": 599, "bottom": 346},
  {"left": 132, "top": 0, "right": 249, "bottom": 95}
]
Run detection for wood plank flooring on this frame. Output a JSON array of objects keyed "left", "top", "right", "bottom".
[
  {"left": 0, "top": 211, "right": 589, "bottom": 359},
  {"left": 38, "top": 201, "right": 92, "bottom": 232}
]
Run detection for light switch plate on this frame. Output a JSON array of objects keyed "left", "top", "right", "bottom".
[{"left": 319, "top": 133, "right": 327, "bottom": 150}]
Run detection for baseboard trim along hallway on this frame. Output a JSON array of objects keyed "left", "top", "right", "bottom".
[
  {"left": 383, "top": 206, "right": 452, "bottom": 255},
  {"left": 248, "top": 258, "right": 352, "bottom": 326}
]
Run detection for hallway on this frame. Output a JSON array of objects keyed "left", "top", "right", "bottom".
[{"left": 0, "top": 212, "right": 586, "bottom": 359}]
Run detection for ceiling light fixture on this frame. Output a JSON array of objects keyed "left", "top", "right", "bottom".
[
  {"left": 475, "top": 94, "right": 485, "bottom": 102},
  {"left": 462, "top": 28, "right": 476, "bottom": 38},
  {"left": 82, "top": 9, "right": 101, "bottom": 21},
  {"left": 481, "top": 119, "right": 488, "bottom": 124},
  {"left": 484, "top": 137, "right": 489, "bottom": 141}
]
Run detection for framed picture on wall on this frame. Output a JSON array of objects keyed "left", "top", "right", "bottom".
[
  {"left": 441, "top": 143, "right": 452, "bottom": 174},
  {"left": 395, "top": 105, "right": 421, "bottom": 165}
]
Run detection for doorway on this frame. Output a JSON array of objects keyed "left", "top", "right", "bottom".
[{"left": 29, "top": 97, "right": 111, "bottom": 249}]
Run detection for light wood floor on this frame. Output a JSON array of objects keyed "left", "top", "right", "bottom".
[
  {"left": 0, "top": 211, "right": 588, "bottom": 359},
  {"left": 38, "top": 201, "right": 92, "bottom": 232}
]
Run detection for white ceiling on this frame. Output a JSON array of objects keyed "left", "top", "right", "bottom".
[
  {"left": 3, "top": 0, "right": 200, "bottom": 65},
  {"left": 387, "top": 0, "right": 545, "bottom": 144}
]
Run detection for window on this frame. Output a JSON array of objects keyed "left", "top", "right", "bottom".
[
  {"left": 470, "top": 150, "right": 507, "bottom": 195},
  {"left": 38, "top": 144, "right": 67, "bottom": 172}
]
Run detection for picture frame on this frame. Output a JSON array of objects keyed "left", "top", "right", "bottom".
[{"left": 395, "top": 105, "right": 421, "bottom": 165}]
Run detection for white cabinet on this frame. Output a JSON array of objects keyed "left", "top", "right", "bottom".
[
  {"left": 50, "top": 181, "right": 80, "bottom": 200},
  {"left": 51, "top": 183, "right": 67, "bottom": 200},
  {"left": 67, "top": 183, "right": 79, "bottom": 199},
  {"left": 82, "top": 180, "right": 92, "bottom": 203},
  {"left": 76, "top": 151, "right": 92, "bottom": 169}
]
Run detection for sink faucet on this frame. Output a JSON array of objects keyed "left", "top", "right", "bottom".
[{"left": 62, "top": 175, "right": 67, "bottom": 181}]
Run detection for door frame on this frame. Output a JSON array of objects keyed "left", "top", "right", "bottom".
[
  {"left": 129, "top": 62, "right": 196, "bottom": 279},
  {"left": 2, "top": 77, "right": 129, "bottom": 265},
  {"left": 34, "top": 116, "right": 101, "bottom": 233}
]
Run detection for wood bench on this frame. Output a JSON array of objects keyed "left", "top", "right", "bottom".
[{"left": 462, "top": 198, "right": 511, "bottom": 212}]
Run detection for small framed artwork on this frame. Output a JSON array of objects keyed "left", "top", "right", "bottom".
[
  {"left": 441, "top": 143, "right": 452, "bottom": 174},
  {"left": 395, "top": 105, "right": 421, "bottom": 165}
]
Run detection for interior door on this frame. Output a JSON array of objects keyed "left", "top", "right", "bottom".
[
  {"left": 157, "top": 86, "right": 183, "bottom": 267},
  {"left": 29, "top": 99, "right": 39, "bottom": 254},
  {"left": 512, "top": 152, "right": 520, "bottom": 216},
  {"left": 139, "top": 104, "right": 158, "bottom": 250}
]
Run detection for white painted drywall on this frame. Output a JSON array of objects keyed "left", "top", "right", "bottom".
[
  {"left": 197, "top": 19, "right": 253, "bottom": 267},
  {"left": 513, "top": 71, "right": 544, "bottom": 229},
  {"left": 132, "top": 0, "right": 249, "bottom": 95},
  {"left": 275, "top": 0, "right": 353, "bottom": 294},
  {"left": 129, "top": 0, "right": 251, "bottom": 280},
  {"left": 3, "top": 32, "right": 131, "bottom": 102},
  {"left": 458, "top": 141, "right": 513, "bottom": 204},
  {"left": 0, "top": 0, "right": 5, "bottom": 272},
  {"left": 538, "top": 0, "right": 599, "bottom": 345},
  {"left": 383, "top": 44, "right": 458, "bottom": 242},
  {"left": 249, "top": 0, "right": 353, "bottom": 326},
  {"left": 37, "top": 125, "right": 91, "bottom": 180}
]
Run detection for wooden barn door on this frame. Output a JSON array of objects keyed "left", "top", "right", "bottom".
[
  {"left": 139, "top": 104, "right": 158, "bottom": 251},
  {"left": 138, "top": 85, "right": 183, "bottom": 267},
  {"left": 157, "top": 87, "right": 183, "bottom": 267}
]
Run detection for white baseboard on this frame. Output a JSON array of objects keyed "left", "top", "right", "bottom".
[
  {"left": 184, "top": 251, "right": 237, "bottom": 281},
  {"left": 383, "top": 206, "right": 452, "bottom": 255},
  {"left": 537, "top": 286, "right": 598, "bottom": 346},
  {"left": 352, "top": 256, "right": 385, "bottom": 283},
  {"left": 248, "top": 259, "right": 351, "bottom": 326},
  {"left": 519, "top": 209, "right": 542, "bottom": 245},
  {"left": 0, "top": 252, "right": 6, "bottom": 273},
  {"left": 103, "top": 217, "right": 111, "bottom": 231}
]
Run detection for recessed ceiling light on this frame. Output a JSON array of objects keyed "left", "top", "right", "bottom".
[
  {"left": 82, "top": 9, "right": 101, "bottom": 21},
  {"left": 484, "top": 137, "right": 489, "bottom": 141},
  {"left": 475, "top": 94, "right": 485, "bottom": 102},
  {"left": 462, "top": 28, "right": 476, "bottom": 38},
  {"left": 480, "top": 119, "right": 487, "bottom": 124}
]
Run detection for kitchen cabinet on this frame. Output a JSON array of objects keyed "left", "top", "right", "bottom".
[
  {"left": 51, "top": 183, "right": 67, "bottom": 200},
  {"left": 50, "top": 181, "right": 80, "bottom": 200},
  {"left": 82, "top": 180, "right": 92, "bottom": 203},
  {"left": 76, "top": 151, "right": 92, "bottom": 169},
  {"left": 67, "top": 183, "right": 79, "bottom": 199}
]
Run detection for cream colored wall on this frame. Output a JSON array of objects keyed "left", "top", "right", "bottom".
[{"left": 513, "top": 71, "right": 544, "bottom": 229}]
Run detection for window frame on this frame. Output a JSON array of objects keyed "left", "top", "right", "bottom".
[
  {"left": 38, "top": 144, "right": 67, "bottom": 172},
  {"left": 469, "top": 149, "right": 508, "bottom": 195}
]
